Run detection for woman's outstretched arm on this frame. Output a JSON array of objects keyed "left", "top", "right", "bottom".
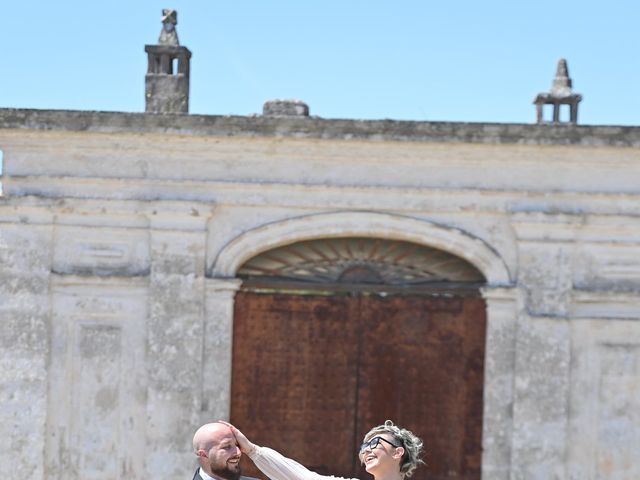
[{"left": 221, "top": 422, "right": 352, "bottom": 480}]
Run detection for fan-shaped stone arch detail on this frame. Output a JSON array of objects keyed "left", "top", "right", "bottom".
[
  {"left": 238, "top": 237, "right": 484, "bottom": 285},
  {"left": 211, "top": 212, "right": 512, "bottom": 285}
]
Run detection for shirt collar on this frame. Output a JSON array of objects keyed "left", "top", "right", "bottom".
[
  {"left": 198, "top": 467, "right": 240, "bottom": 480},
  {"left": 198, "top": 468, "right": 216, "bottom": 480}
]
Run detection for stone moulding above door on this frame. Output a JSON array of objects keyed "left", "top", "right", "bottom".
[{"left": 210, "top": 211, "right": 513, "bottom": 286}]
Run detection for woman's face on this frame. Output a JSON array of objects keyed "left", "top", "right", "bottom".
[{"left": 359, "top": 433, "right": 403, "bottom": 475}]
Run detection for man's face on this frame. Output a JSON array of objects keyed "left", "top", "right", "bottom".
[{"left": 204, "top": 429, "right": 242, "bottom": 480}]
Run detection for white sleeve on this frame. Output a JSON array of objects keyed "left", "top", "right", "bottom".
[{"left": 248, "top": 446, "right": 354, "bottom": 480}]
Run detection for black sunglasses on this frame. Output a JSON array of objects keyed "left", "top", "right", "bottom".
[{"left": 359, "top": 436, "right": 400, "bottom": 452}]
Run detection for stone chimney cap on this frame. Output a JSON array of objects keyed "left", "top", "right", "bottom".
[
  {"left": 263, "top": 99, "right": 310, "bottom": 117},
  {"left": 550, "top": 58, "right": 573, "bottom": 98},
  {"left": 532, "top": 58, "right": 582, "bottom": 124},
  {"left": 533, "top": 58, "right": 582, "bottom": 104},
  {"left": 159, "top": 9, "right": 179, "bottom": 46}
]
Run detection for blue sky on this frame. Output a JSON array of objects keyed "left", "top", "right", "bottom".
[{"left": 1, "top": 1, "right": 639, "bottom": 125}]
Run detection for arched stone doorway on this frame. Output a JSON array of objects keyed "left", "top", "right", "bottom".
[{"left": 230, "top": 237, "right": 487, "bottom": 480}]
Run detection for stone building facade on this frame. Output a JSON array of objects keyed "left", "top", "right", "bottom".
[{"left": 1, "top": 108, "right": 639, "bottom": 480}]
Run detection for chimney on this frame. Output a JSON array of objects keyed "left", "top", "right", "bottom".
[
  {"left": 533, "top": 58, "right": 582, "bottom": 125},
  {"left": 144, "top": 9, "right": 191, "bottom": 114}
]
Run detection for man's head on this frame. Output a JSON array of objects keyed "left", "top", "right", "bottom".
[{"left": 193, "top": 422, "right": 242, "bottom": 480}]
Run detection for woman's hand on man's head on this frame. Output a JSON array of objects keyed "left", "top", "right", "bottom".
[{"left": 218, "top": 421, "right": 257, "bottom": 455}]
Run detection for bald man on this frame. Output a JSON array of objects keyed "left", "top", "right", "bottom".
[{"left": 192, "top": 422, "right": 257, "bottom": 480}]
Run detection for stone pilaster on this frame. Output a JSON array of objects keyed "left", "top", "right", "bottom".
[
  {"left": 519, "top": 242, "right": 573, "bottom": 317},
  {"left": 145, "top": 227, "right": 205, "bottom": 478},
  {"left": 0, "top": 224, "right": 52, "bottom": 480},
  {"left": 512, "top": 213, "right": 577, "bottom": 317},
  {"left": 201, "top": 277, "right": 242, "bottom": 423},
  {"left": 510, "top": 314, "right": 571, "bottom": 480},
  {"left": 480, "top": 286, "right": 518, "bottom": 480}
]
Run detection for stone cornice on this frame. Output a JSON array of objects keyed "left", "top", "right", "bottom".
[{"left": 0, "top": 108, "right": 639, "bottom": 146}]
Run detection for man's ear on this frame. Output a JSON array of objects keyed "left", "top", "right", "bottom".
[
  {"left": 197, "top": 449, "right": 207, "bottom": 458},
  {"left": 393, "top": 447, "right": 405, "bottom": 460}
]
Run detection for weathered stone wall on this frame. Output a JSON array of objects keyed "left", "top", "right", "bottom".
[
  {"left": 0, "top": 221, "right": 52, "bottom": 478},
  {"left": 1, "top": 109, "right": 639, "bottom": 479}
]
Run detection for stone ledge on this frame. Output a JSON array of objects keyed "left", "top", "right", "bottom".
[{"left": 0, "top": 108, "right": 639, "bottom": 146}]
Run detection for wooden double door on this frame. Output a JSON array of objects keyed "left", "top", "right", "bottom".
[{"left": 230, "top": 290, "right": 486, "bottom": 480}]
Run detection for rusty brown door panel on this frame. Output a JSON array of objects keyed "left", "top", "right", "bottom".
[
  {"left": 354, "top": 295, "right": 486, "bottom": 480},
  {"left": 231, "top": 292, "right": 486, "bottom": 480},
  {"left": 231, "top": 292, "right": 360, "bottom": 478}
]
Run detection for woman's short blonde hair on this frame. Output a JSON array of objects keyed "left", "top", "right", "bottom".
[{"left": 360, "top": 420, "right": 425, "bottom": 478}]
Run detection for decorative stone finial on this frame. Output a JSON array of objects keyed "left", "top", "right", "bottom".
[
  {"left": 159, "top": 9, "right": 179, "bottom": 46},
  {"left": 263, "top": 99, "right": 310, "bottom": 117},
  {"left": 533, "top": 58, "right": 582, "bottom": 125},
  {"left": 550, "top": 58, "right": 573, "bottom": 97}
]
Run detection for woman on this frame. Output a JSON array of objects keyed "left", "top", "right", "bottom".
[{"left": 221, "top": 420, "right": 424, "bottom": 480}]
